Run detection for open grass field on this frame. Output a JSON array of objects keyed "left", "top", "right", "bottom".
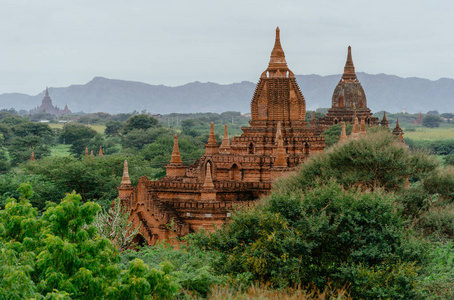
[
  {"left": 404, "top": 127, "right": 454, "bottom": 141},
  {"left": 49, "top": 144, "right": 71, "bottom": 157},
  {"left": 48, "top": 123, "right": 106, "bottom": 134}
]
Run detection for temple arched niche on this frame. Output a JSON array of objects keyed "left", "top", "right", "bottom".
[
  {"left": 230, "top": 163, "right": 242, "bottom": 181},
  {"left": 303, "top": 142, "right": 310, "bottom": 155},
  {"left": 248, "top": 142, "right": 255, "bottom": 154}
]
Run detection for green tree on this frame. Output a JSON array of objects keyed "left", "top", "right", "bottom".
[
  {"left": 60, "top": 123, "right": 97, "bottom": 144},
  {"left": 105, "top": 121, "right": 123, "bottom": 137},
  {"left": 122, "top": 114, "right": 159, "bottom": 134},
  {"left": 6, "top": 135, "right": 50, "bottom": 166},
  {"left": 194, "top": 182, "right": 423, "bottom": 298},
  {"left": 277, "top": 131, "right": 438, "bottom": 192},
  {"left": 422, "top": 115, "right": 443, "bottom": 128}
]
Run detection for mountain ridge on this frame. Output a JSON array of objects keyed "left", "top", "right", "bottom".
[{"left": 1, "top": 73, "right": 452, "bottom": 114}]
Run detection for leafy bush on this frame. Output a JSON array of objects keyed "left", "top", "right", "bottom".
[
  {"left": 121, "top": 242, "right": 225, "bottom": 297},
  {"left": 193, "top": 182, "right": 425, "bottom": 298},
  {"left": 276, "top": 131, "right": 438, "bottom": 193}
]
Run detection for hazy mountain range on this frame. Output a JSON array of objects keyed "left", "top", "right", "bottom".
[{"left": 1, "top": 73, "right": 452, "bottom": 114}]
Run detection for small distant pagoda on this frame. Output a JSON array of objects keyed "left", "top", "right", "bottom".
[
  {"left": 412, "top": 111, "right": 423, "bottom": 125},
  {"left": 30, "top": 87, "right": 72, "bottom": 115},
  {"left": 319, "top": 46, "right": 379, "bottom": 127}
]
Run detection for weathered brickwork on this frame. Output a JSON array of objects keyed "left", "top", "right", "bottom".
[
  {"left": 118, "top": 28, "right": 327, "bottom": 245},
  {"left": 319, "top": 46, "right": 379, "bottom": 127}
]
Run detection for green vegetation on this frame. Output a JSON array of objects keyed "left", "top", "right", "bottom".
[{"left": 1, "top": 107, "right": 454, "bottom": 298}]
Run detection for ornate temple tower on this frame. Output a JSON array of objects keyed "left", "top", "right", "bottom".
[
  {"left": 320, "top": 46, "right": 379, "bottom": 127},
  {"left": 118, "top": 28, "right": 326, "bottom": 246}
]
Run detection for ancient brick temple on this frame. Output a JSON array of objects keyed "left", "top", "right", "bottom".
[
  {"left": 319, "top": 46, "right": 379, "bottom": 127},
  {"left": 30, "top": 87, "right": 72, "bottom": 115},
  {"left": 118, "top": 28, "right": 326, "bottom": 245}
]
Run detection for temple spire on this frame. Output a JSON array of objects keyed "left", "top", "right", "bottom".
[
  {"left": 274, "top": 122, "right": 287, "bottom": 167},
  {"left": 99, "top": 146, "right": 103, "bottom": 156},
  {"left": 203, "top": 162, "right": 215, "bottom": 189},
  {"left": 205, "top": 121, "right": 219, "bottom": 155},
  {"left": 207, "top": 122, "right": 216, "bottom": 144},
  {"left": 121, "top": 160, "right": 131, "bottom": 186},
  {"left": 350, "top": 112, "right": 360, "bottom": 140},
  {"left": 360, "top": 116, "right": 367, "bottom": 135},
  {"left": 380, "top": 111, "right": 389, "bottom": 128},
  {"left": 264, "top": 27, "right": 291, "bottom": 78},
  {"left": 170, "top": 134, "right": 183, "bottom": 164},
  {"left": 45, "top": 87, "right": 49, "bottom": 97},
  {"left": 85, "top": 147, "right": 88, "bottom": 157},
  {"left": 341, "top": 46, "right": 358, "bottom": 82},
  {"left": 339, "top": 122, "right": 348, "bottom": 143},
  {"left": 31, "top": 151, "right": 35, "bottom": 162},
  {"left": 219, "top": 124, "right": 231, "bottom": 153}
]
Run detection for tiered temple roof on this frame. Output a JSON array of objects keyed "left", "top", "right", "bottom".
[
  {"left": 118, "top": 28, "right": 326, "bottom": 245},
  {"left": 319, "top": 46, "right": 379, "bottom": 127},
  {"left": 30, "top": 87, "right": 72, "bottom": 115}
]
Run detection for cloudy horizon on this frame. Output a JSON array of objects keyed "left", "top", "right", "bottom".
[{"left": 1, "top": 0, "right": 454, "bottom": 95}]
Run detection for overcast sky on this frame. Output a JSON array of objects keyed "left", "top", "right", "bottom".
[{"left": 1, "top": 0, "right": 454, "bottom": 95}]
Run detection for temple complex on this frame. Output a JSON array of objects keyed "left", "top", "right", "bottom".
[
  {"left": 30, "top": 87, "right": 72, "bottom": 115},
  {"left": 319, "top": 46, "right": 379, "bottom": 127},
  {"left": 118, "top": 28, "right": 326, "bottom": 246}
]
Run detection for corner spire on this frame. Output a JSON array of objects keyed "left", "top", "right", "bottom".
[
  {"left": 170, "top": 134, "right": 183, "bottom": 164},
  {"left": 339, "top": 122, "right": 348, "bottom": 143},
  {"left": 205, "top": 122, "right": 219, "bottom": 155},
  {"left": 207, "top": 122, "right": 217, "bottom": 144},
  {"left": 203, "top": 161, "right": 215, "bottom": 189},
  {"left": 360, "top": 116, "right": 367, "bottom": 135},
  {"left": 350, "top": 112, "right": 360, "bottom": 140},
  {"left": 274, "top": 121, "right": 287, "bottom": 167},
  {"left": 121, "top": 160, "right": 131, "bottom": 186},
  {"left": 380, "top": 111, "right": 389, "bottom": 128},
  {"left": 341, "top": 46, "right": 358, "bottom": 82},
  {"left": 219, "top": 124, "right": 231, "bottom": 153}
]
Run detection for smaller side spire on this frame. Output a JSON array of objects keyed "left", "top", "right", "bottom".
[
  {"left": 219, "top": 124, "right": 231, "bottom": 153},
  {"left": 31, "top": 151, "right": 35, "bottom": 162},
  {"left": 85, "top": 147, "right": 88, "bottom": 157},
  {"left": 121, "top": 160, "right": 132, "bottom": 186},
  {"left": 274, "top": 122, "right": 287, "bottom": 167},
  {"left": 360, "top": 116, "right": 367, "bottom": 135},
  {"left": 90, "top": 150, "right": 94, "bottom": 157},
  {"left": 170, "top": 134, "right": 183, "bottom": 164},
  {"left": 392, "top": 118, "right": 405, "bottom": 142},
  {"left": 205, "top": 122, "right": 219, "bottom": 155},
  {"left": 339, "top": 122, "right": 348, "bottom": 143},
  {"left": 203, "top": 161, "right": 215, "bottom": 189},
  {"left": 207, "top": 122, "right": 217, "bottom": 144},
  {"left": 350, "top": 112, "right": 360, "bottom": 140},
  {"left": 380, "top": 111, "right": 389, "bottom": 128},
  {"left": 99, "top": 146, "right": 103, "bottom": 156}
]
